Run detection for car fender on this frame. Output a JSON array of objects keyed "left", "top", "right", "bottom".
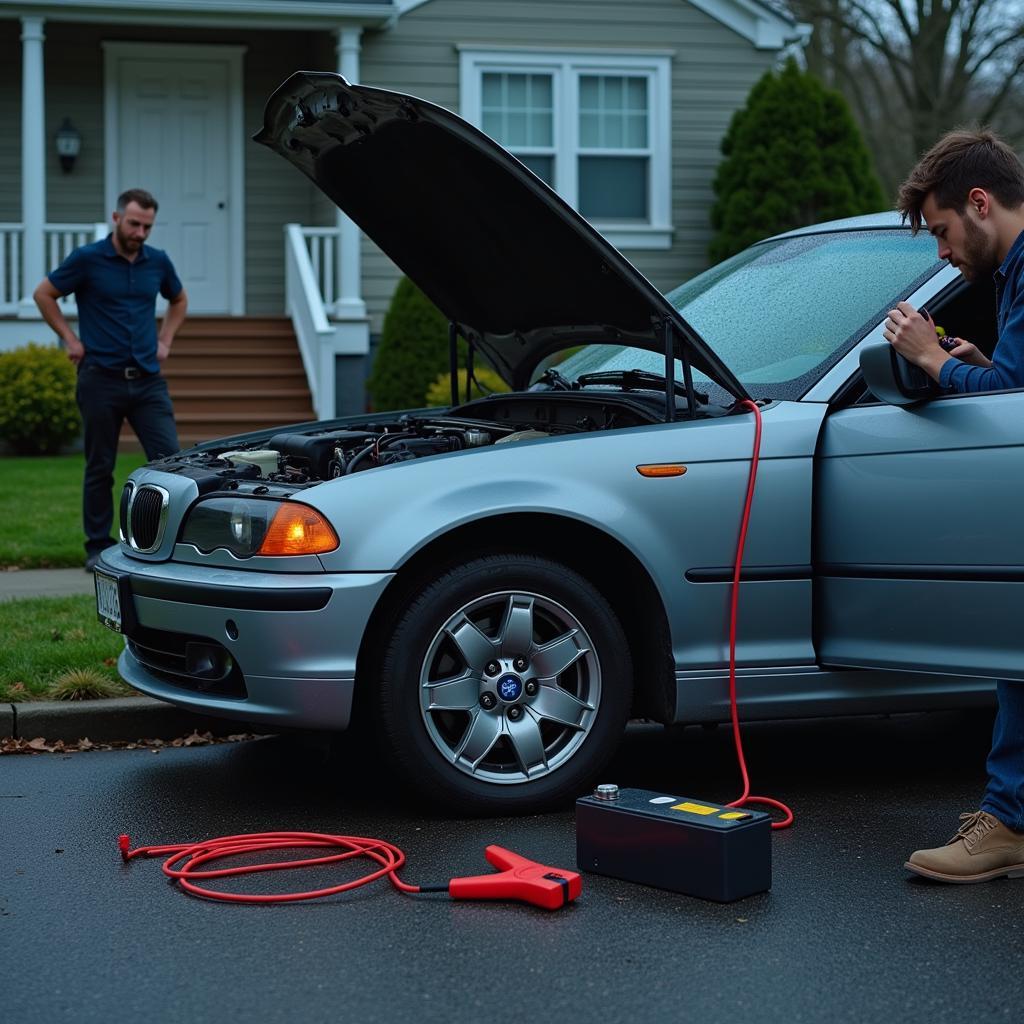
[{"left": 310, "top": 402, "right": 826, "bottom": 672}]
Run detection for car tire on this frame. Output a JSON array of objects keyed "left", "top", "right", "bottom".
[{"left": 375, "top": 553, "right": 633, "bottom": 814}]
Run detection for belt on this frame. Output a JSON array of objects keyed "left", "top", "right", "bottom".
[{"left": 84, "top": 364, "right": 154, "bottom": 380}]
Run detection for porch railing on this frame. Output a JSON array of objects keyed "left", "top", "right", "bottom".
[
  {"left": 298, "top": 226, "right": 339, "bottom": 308},
  {"left": 284, "top": 223, "right": 339, "bottom": 421},
  {"left": 0, "top": 222, "right": 107, "bottom": 315}
]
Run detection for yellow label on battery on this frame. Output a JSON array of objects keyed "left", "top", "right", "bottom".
[
  {"left": 719, "top": 812, "right": 749, "bottom": 820},
  {"left": 672, "top": 801, "right": 718, "bottom": 815}
]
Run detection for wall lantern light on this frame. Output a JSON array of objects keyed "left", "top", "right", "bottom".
[{"left": 55, "top": 117, "right": 81, "bottom": 173}]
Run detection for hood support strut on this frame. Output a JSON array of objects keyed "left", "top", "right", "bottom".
[
  {"left": 661, "top": 319, "right": 698, "bottom": 423},
  {"left": 663, "top": 318, "right": 675, "bottom": 423},
  {"left": 449, "top": 321, "right": 483, "bottom": 405},
  {"left": 449, "top": 322, "right": 459, "bottom": 407},
  {"left": 681, "top": 332, "right": 697, "bottom": 421}
]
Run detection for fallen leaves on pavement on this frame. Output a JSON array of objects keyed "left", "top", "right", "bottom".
[{"left": 0, "top": 730, "right": 267, "bottom": 755}]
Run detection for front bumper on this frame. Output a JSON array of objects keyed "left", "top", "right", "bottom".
[{"left": 99, "top": 546, "right": 394, "bottom": 730}]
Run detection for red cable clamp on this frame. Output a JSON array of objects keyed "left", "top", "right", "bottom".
[{"left": 447, "top": 845, "right": 582, "bottom": 910}]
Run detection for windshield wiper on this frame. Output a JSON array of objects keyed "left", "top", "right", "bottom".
[
  {"left": 531, "top": 367, "right": 576, "bottom": 391},
  {"left": 576, "top": 369, "right": 708, "bottom": 405}
]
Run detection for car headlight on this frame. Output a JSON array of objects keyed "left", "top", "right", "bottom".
[{"left": 180, "top": 497, "right": 339, "bottom": 557}]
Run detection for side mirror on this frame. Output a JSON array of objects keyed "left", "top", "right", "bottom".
[{"left": 859, "top": 342, "right": 940, "bottom": 406}]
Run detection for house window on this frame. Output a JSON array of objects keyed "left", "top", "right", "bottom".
[
  {"left": 578, "top": 74, "right": 649, "bottom": 221},
  {"left": 481, "top": 72, "right": 555, "bottom": 185},
  {"left": 460, "top": 49, "right": 672, "bottom": 250}
]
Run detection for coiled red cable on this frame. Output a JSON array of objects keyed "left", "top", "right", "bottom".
[
  {"left": 724, "top": 400, "right": 793, "bottom": 829},
  {"left": 118, "top": 831, "right": 432, "bottom": 903}
]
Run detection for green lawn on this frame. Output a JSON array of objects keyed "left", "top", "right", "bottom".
[
  {"left": 0, "top": 453, "right": 147, "bottom": 568},
  {"left": 0, "top": 594, "right": 131, "bottom": 699}
]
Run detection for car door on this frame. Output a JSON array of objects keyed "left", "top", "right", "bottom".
[{"left": 816, "top": 387, "right": 1024, "bottom": 680}]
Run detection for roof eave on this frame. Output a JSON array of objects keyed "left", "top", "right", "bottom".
[{"left": 0, "top": 1, "right": 397, "bottom": 30}]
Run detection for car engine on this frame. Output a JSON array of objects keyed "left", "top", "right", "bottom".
[{"left": 145, "top": 390, "right": 680, "bottom": 489}]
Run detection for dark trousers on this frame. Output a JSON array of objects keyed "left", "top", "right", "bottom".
[
  {"left": 983, "top": 681, "right": 1024, "bottom": 831},
  {"left": 76, "top": 365, "right": 179, "bottom": 556}
]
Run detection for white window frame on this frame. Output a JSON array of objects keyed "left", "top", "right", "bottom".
[{"left": 459, "top": 47, "right": 673, "bottom": 251}]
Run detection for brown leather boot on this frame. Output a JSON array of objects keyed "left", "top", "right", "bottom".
[{"left": 906, "top": 810, "right": 1024, "bottom": 883}]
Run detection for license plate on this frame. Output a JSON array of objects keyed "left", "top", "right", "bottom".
[{"left": 95, "top": 570, "right": 122, "bottom": 633}]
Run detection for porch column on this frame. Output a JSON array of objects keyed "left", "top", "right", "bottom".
[
  {"left": 334, "top": 26, "right": 366, "bottom": 319},
  {"left": 19, "top": 15, "right": 46, "bottom": 318}
]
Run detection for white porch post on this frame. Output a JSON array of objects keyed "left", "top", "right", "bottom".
[
  {"left": 334, "top": 26, "right": 366, "bottom": 319},
  {"left": 19, "top": 15, "right": 46, "bottom": 318}
]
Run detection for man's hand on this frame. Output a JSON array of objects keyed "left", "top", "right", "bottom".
[
  {"left": 33, "top": 279, "right": 84, "bottom": 366},
  {"left": 155, "top": 288, "right": 187, "bottom": 364},
  {"left": 941, "top": 337, "right": 992, "bottom": 368},
  {"left": 883, "top": 301, "right": 951, "bottom": 381},
  {"left": 64, "top": 335, "right": 86, "bottom": 366}
]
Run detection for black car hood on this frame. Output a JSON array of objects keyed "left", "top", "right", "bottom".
[{"left": 255, "top": 71, "right": 747, "bottom": 398}]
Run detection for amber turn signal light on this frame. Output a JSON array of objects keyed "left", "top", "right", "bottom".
[
  {"left": 636, "top": 464, "right": 687, "bottom": 478},
  {"left": 257, "top": 502, "right": 339, "bottom": 556}
]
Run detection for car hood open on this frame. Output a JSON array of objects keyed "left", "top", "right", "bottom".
[{"left": 255, "top": 71, "right": 747, "bottom": 398}]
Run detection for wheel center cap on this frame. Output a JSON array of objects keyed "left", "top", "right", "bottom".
[{"left": 497, "top": 674, "right": 523, "bottom": 702}]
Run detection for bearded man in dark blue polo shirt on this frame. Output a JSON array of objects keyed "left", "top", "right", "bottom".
[
  {"left": 33, "top": 188, "right": 188, "bottom": 572},
  {"left": 884, "top": 130, "right": 1024, "bottom": 884}
]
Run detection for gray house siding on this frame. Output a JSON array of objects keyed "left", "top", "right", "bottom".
[
  {"left": 0, "top": 29, "right": 21, "bottom": 222},
  {"left": 357, "top": 0, "right": 779, "bottom": 333},
  {"left": 0, "top": 19, "right": 327, "bottom": 313},
  {"left": 0, "top": 1, "right": 780, "bottom": 330}
]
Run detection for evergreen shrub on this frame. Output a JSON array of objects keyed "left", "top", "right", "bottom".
[
  {"left": 0, "top": 342, "right": 80, "bottom": 454},
  {"left": 709, "top": 59, "right": 885, "bottom": 263},
  {"left": 368, "top": 277, "right": 457, "bottom": 411}
]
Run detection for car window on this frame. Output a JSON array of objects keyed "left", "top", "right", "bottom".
[{"left": 556, "top": 229, "right": 941, "bottom": 402}]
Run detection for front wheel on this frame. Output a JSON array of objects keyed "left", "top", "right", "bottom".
[{"left": 374, "top": 554, "right": 633, "bottom": 813}]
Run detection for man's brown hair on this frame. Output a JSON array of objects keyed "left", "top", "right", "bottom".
[
  {"left": 897, "top": 129, "right": 1024, "bottom": 233},
  {"left": 116, "top": 188, "right": 158, "bottom": 213}
]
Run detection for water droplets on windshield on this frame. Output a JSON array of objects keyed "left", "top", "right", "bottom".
[{"left": 557, "top": 229, "right": 941, "bottom": 402}]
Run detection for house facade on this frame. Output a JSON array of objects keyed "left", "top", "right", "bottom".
[{"left": 0, "top": 0, "right": 804, "bottom": 418}]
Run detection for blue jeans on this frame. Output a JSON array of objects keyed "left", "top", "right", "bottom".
[
  {"left": 76, "top": 364, "right": 179, "bottom": 557},
  {"left": 981, "top": 680, "right": 1024, "bottom": 831}
]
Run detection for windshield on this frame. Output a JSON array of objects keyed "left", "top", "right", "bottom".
[{"left": 556, "top": 228, "right": 941, "bottom": 402}]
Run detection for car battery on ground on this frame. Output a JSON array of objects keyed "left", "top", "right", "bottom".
[{"left": 576, "top": 785, "right": 772, "bottom": 902}]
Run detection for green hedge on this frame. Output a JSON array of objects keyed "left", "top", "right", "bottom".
[
  {"left": 0, "top": 342, "right": 80, "bottom": 454},
  {"left": 425, "top": 367, "right": 509, "bottom": 406}
]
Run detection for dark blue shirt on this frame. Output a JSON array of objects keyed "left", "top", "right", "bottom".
[
  {"left": 939, "top": 228, "right": 1024, "bottom": 393},
  {"left": 48, "top": 235, "right": 183, "bottom": 374}
]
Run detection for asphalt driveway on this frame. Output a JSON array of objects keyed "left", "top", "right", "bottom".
[{"left": 3, "top": 709, "right": 1022, "bottom": 1023}]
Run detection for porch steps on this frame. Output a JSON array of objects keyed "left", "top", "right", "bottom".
[{"left": 120, "top": 316, "right": 316, "bottom": 451}]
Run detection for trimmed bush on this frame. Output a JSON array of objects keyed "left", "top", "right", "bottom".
[
  {"left": 709, "top": 59, "right": 884, "bottom": 263},
  {"left": 368, "top": 277, "right": 457, "bottom": 411},
  {"left": 426, "top": 367, "right": 510, "bottom": 407},
  {"left": 0, "top": 342, "right": 80, "bottom": 454}
]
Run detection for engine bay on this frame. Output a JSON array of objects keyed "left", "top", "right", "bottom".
[{"left": 148, "top": 389, "right": 705, "bottom": 491}]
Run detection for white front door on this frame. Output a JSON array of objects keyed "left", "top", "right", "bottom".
[{"left": 104, "top": 44, "right": 245, "bottom": 314}]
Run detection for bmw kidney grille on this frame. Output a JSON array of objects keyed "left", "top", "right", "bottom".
[{"left": 125, "top": 484, "right": 169, "bottom": 552}]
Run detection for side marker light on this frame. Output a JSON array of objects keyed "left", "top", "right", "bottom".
[{"left": 636, "top": 464, "right": 687, "bottom": 478}]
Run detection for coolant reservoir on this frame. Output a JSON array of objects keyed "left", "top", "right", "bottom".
[{"left": 221, "top": 450, "right": 280, "bottom": 477}]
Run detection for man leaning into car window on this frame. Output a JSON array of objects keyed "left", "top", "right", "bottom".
[{"left": 885, "top": 129, "right": 1024, "bottom": 884}]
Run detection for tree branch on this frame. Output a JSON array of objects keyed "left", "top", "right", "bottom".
[
  {"left": 965, "top": 25, "right": 1024, "bottom": 76},
  {"left": 980, "top": 53, "right": 1024, "bottom": 125}
]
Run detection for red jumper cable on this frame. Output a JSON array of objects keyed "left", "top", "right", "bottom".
[
  {"left": 724, "top": 399, "right": 793, "bottom": 829},
  {"left": 117, "top": 832, "right": 581, "bottom": 909}
]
